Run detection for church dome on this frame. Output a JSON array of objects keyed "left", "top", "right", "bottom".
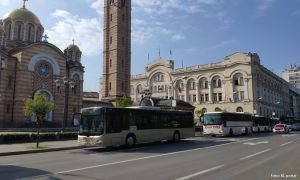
[
  {"left": 64, "top": 42, "right": 82, "bottom": 62},
  {"left": 4, "top": 8, "right": 41, "bottom": 25},
  {"left": 66, "top": 44, "right": 81, "bottom": 52}
]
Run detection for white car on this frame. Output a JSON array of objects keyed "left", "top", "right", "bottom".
[{"left": 272, "top": 124, "right": 289, "bottom": 133}]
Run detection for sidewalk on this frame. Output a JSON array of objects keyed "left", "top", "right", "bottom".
[{"left": 0, "top": 140, "right": 84, "bottom": 156}]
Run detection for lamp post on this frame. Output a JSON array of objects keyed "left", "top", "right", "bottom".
[
  {"left": 254, "top": 97, "right": 263, "bottom": 115},
  {"left": 272, "top": 101, "right": 280, "bottom": 118},
  {"left": 55, "top": 76, "right": 76, "bottom": 131}
]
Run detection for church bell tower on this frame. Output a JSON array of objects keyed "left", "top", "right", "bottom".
[{"left": 101, "top": 0, "right": 131, "bottom": 102}]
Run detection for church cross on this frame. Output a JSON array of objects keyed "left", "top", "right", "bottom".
[
  {"left": 42, "top": 34, "right": 49, "bottom": 42},
  {"left": 23, "top": 0, "right": 29, "bottom": 8}
]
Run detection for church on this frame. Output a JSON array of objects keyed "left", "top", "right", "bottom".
[{"left": 0, "top": 2, "right": 84, "bottom": 128}]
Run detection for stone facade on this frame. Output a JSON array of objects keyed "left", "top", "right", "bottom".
[
  {"left": 282, "top": 65, "right": 300, "bottom": 89},
  {"left": 100, "top": 0, "right": 131, "bottom": 102},
  {"left": 131, "top": 52, "right": 294, "bottom": 119},
  {"left": 0, "top": 4, "right": 84, "bottom": 128}
]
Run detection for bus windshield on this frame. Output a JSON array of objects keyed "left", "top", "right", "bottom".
[
  {"left": 203, "top": 114, "right": 223, "bottom": 125},
  {"left": 79, "top": 115, "right": 104, "bottom": 136}
]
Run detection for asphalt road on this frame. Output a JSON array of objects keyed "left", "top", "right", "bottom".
[{"left": 0, "top": 132, "right": 300, "bottom": 180}]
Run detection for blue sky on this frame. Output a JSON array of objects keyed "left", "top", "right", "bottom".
[{"left": 1, "top": 0, "right": 300, "bottom": 92}]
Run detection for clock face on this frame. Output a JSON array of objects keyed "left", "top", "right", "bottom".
[{"left": 38, "top": 63, "right": 49, "bottom": 77}]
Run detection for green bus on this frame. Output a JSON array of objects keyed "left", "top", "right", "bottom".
[{"left": 78, "top": 106, "right": 195, "bottom": 147}]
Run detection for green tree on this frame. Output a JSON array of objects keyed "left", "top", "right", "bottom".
[
  {"left": 194, "top": 108, "right": 205, "bottom": 125},
  {"left": 116, "top": 96, "right": 133, "bottom": 107},
  {"left": 24, "top": 92, "right": 56, "bottom": 148},
  {"left": 215, "top": 107, "right": 223, "bottom": 112}
]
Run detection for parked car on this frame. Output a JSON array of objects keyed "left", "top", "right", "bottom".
[
  {"left": 292, "top": 123, "right": 300, "bottom": 131},
  {"left": 272, "top": 124, "right": 289, "bottom": 133}
]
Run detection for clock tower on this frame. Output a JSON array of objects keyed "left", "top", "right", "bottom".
[{"left": 100, "top": 0, "right": 131, "bottom": 102}]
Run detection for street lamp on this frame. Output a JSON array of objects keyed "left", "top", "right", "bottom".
[
  {"left": 254, "top": 97, "right": 263, "bottom": 115},
  {"left": 272, "top": 101, "right": 280, "bottom": 118},
  {"left": 55, "top": 76, "right": 76, "bottom": 131}
]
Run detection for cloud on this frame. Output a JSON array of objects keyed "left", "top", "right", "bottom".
[
  {"left": 45, "top": 9, "right": 102, "bottom": 56},
  {"left": 257, "top": 0, "right": 275, "bottom": 10},
  {"left": 292, "top": 9, "right": 300, "bottom": 16},
  {"left": 133, "top": 0, "right": 219, "bottom": 15},
  {"left": 213, "top": 39, "right": 237, "bottom": 49},
  {"left": 0, "top": 0, "right": 10, "bottom": 6}
]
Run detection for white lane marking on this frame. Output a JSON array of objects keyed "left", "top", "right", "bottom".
[
  {"left": 175, "top": 164, "right": 225, "bottom": 180},
  {"left": 282, "top": 134, "right": 297, "bottom": 137},
  {"left": 243, "top": 141, "right": 269, "bottom": 146},
  {"left": 240, "top": 149, "right": 271, "bottom": 160},
  {"left": 16, "top": 138, "right": 259, "bottom": 180},
  {"left": 280, "top": 141, "right": 293, "bottom": 147}
]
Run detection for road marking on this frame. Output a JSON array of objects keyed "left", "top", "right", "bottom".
[
  {"left": 16, "top": 138, "right": 259, "bottom": 180},
  {"left": 280, "top": 141, "right": 293, "bottom": 147},
  {"left": 175, "top": 164, "right": 225, "bottom": 180},
  {"left": 240, "top": 149, "right": 271, "bottom": 160},
  {"left": 243, "top": 141, "right": 269, "bottom": 146},
  {"left": 282, "top": 134, "right": 297, "bottom": 137}
]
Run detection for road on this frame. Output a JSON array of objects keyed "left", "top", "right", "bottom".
[{"left": 0, "top": 132, "right": 299, "bottom": 180}]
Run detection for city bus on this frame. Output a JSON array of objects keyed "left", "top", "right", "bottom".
[
  {"left": 203, "top": 112, "right": 252, "bottom": 136},
  {"left": 252, "top": 115, "right": 271, "bottom": 132},
  {"left": 78, "top": 106, "right": 195, "bottom": 147}
]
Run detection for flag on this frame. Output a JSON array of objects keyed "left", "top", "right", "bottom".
[{"left": 178, "top": 87, "right": 182, "bottom": 93}]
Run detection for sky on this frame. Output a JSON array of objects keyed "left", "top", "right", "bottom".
[{"left": 1, "top": 0, "right": 299, "bottom": 92}]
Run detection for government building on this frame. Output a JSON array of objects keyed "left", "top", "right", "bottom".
[
  {"left": 130, "top": 52, "right": 300, "bottom": 120},
  {"left": 0, "top": 3, "right": 84, "bottom": 128}
]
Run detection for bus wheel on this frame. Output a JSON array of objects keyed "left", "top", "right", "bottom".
[
  {"left": 229, "top": 129, "right": 233, "bottom": 136},
  {"left": 173, "top": 131, "right": 181, "bottom": 142},
  {"left": 125, "top": 134, "right": 136, "bottom": 147}
]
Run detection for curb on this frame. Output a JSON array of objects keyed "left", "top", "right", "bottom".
[{"left": 0, "top": 146, "right": 85, "bottom": 156}]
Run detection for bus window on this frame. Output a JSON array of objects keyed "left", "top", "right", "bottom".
[{"left": 204, "top": 114, "right": 222, "bottom": 125}]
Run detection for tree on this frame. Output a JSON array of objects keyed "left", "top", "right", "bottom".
[
  {"left": 215, "top": 107, "right": 223, "bottom": 112},
  {"left": 194, "top": 108, "right": 205, "bottom": 125},
  {"left": 24, "top": 92, "right": 56, "bottom": 148},
  {"left": 116, "top": 96, "right": 133, "bottom": 107}
]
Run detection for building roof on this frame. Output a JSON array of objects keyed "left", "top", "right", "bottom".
[{"left": 4, "top": 7, "right": 41, "bottom": 25}]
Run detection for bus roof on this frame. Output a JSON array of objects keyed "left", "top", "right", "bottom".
[{"left": 204, "top": 112, "right": 252, "bottom": 115}]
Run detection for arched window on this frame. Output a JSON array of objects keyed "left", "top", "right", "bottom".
[
  {"left": 17, "top": 24, "right": 22, "bottom": 40},
  {"left": 233, "top": 73, "right": 244, "bottom": 86},
  {"left": 218, "top": 79, "right": 222, "bottom": 87},
  {"left": 236, "top": 107, "right": 243, "bottom": 112}
]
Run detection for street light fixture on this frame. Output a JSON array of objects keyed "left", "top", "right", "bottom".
[
  {"left": 54, "top": 76, "right": 77, "bottom": 131},
  {"left": 254, "top": 97, "right": 263, "bottom": 115}
]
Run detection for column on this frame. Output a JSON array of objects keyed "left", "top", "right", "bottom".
[
  {"left": 230, "top": 80, "right": 234, "bottom": 101},
  {"left": 11, "top": 22, "right": 15, "bottom": 40},
  {"left": 196, "top": 83, "right": 200, "bottom": 103},
  {"left": 208, "top": 82, "right": 212, "bottom": 103},
  {"left": 34, "top": 25, "right": 37, "bottom": 42},
  {"left": 184, "top": 83, "right": 188, "bottom": 102},
  {"left": 244, "top": 78, "right": 249, "bottom": 100},
  {"left": 222, "top": 81, "right": 226, "bottom": 102}
]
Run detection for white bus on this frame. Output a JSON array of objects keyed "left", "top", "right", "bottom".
[
  {"left": 203, "top": 112, "right": 252, "bottom": 136},
  {"left": 252, "top": 116, "right": 271, "bottom": 133},
  {"left": 78, "top": 106, "right": 195, "bottom": 147}
]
